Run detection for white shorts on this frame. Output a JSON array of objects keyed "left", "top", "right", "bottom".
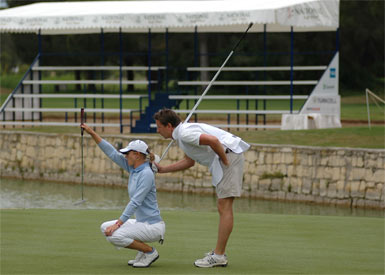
[
  {"left": 216, "top": 152, "right": 245, "bottom": 199},
  {"left": 100, "top": 219, "right": 165, "bottom": 248}
]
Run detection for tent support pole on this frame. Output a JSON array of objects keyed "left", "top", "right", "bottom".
[
  {"left": 119, "top": 27, "right": 123, "bottom": 133},
  {"left": 290, "top": 26, "right": 294, "bottom": 114},
  {"left": 336, "top": 27, "right": 340, "bottom": 53},
  {"left": 38, "top": 29, "right": 42, "bottom": 122},
  {"left": 100, "top": 28, "right": 105, "bottom": 132},
  {"left": 262, "top": 24, "right": 268, "bottom": 127},
  {"left": 165, "top": 28, "right": 169, "bottom": 93},
  {"left": 147, "top": 28, "right": 152, "bottom": 120},
  {"left": 194, "top": 26, "right": 198, "bottom": 68},
  {"left": 193, "top": 26, "right": 198, "bottom": 121}
]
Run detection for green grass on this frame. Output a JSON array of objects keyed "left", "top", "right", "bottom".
[
  {"left": 1, "top": 209, "right": 383, "bottom": 274},
  {"left": 0, "top": 72, "right": 25, "bottom": 91},
  {"left": 40, "top": 97, "right": 148, "bottom": 109},
  {"left": 1, "top": 72, "right": 384, "bottom": 149},
  {"left": 234, "top": 126, "right": 385, "bottom": 149},
  {"left": 1, "top": 70, "right": 384, "bottom": 122},
  {"left": 2, "top": 88, "right": 384, "bottom": 122},
  {"left": 178, "top": 99, "right": 307, "bottom": 112},
  {"left": 3, "top": 126, "right": 157, "bottom": 136},
  {"left": 341, "top": 96, "right": 385, "bottom": 121}
]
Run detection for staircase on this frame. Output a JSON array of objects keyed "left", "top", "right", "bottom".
[{"left": 131, "top": 93, "right": 177, "bottom": 133}]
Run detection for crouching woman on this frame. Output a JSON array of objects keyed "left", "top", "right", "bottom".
[{"left": 81, "top": 124, "right": 165, "bottom": 268}]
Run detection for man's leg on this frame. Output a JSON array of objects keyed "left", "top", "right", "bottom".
[
  {"left": 214, "top": 197, "right": 234, "bottom": 255},
  {"left": 194, "top": 197, "right": 233, "bottom": 267}
]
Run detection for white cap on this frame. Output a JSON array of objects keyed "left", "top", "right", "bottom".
[{"left": 119, "top": 140, "right": 149, "bottom": 155}]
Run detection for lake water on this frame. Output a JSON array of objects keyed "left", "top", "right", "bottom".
[{"left": 1, "top": 178, "right": 383, "bottom": 218}]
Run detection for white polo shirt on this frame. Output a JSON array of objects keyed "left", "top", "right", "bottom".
[{"left": 172, "top": 122, "right": 250, "bottom": 186}]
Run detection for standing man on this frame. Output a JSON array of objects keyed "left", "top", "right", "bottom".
[{"left": 153, "top": 108, "right": 250, "bottom": 268}]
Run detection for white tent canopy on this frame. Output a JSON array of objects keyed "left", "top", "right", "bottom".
[{"left": 0, "top": 0, "right": 339, "bottom": 34}]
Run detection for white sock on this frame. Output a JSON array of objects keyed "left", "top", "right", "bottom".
[
  {"left": 214, "top": 253, "right": 225, "bottom": 259},
  {"left": 146, "top": 247, "right": 154, "bottom": 254}
]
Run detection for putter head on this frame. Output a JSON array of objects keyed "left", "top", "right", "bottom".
[
  {"left": 74, "top": 199, "right": 87, "bottom": 205},
  {"left": 151, "top": 154, "right": 160, "bottom": 173}
]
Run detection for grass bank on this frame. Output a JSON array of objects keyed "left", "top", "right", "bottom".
[
  {"left": 1, "top": 209, "right": 383, "bottom": 274},
  {"left": 6, "top": 126, "right": 384, "bottom": 149},
  {"left": 234, "top": 126, "right": 385, "bottom": 149}
]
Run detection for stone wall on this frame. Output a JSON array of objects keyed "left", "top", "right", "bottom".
[{"left": 1, "top": 131, "right": 384, "bottom": 209}]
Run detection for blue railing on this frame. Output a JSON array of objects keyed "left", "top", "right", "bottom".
[{"left": 0, "top": 54, "right": 41, "bottom": 113}]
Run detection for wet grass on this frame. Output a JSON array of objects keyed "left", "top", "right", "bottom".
[{"left": 1, "top": 209, "right": 383, "bottom": 274}]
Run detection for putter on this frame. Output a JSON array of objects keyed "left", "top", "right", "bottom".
[
  {"left": 160, "top": 23, "right": 254, "bottom": 161},
  {"left": 74, "top": 108, "right": 87, "bottom": 205}
]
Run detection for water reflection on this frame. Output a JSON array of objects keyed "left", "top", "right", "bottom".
[{"left": 1, "top": 178, "right": 383, "bottom": 218}]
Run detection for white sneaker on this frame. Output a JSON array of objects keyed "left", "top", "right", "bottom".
[
  {"left": 133, "top": 248, "right": 159, "bottom": 268},
  {"left": 128, "top": 251, "right": 144, "bottom": 266},
  {"left": 194, "top": 251, "right": 228, "bottom": 268}
]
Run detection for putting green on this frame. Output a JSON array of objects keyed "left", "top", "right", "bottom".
[{"left": 1, "top": 209, "right": 383, "bottom": 274}]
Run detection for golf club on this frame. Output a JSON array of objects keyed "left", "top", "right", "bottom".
[
  {"left": 74, "top": 107, "right": 87, "bottom": 205},
  {"left": 159, "top": 23, "right": 254, "bottom": 161}
]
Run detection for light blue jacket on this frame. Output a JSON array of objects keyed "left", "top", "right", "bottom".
[{"left": 98, "top": 139, "right": 162, "bottom": 224}]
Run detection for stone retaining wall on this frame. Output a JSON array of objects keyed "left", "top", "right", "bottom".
[{"left": 1, "top": 131, "right": 384, "bottom": 209}]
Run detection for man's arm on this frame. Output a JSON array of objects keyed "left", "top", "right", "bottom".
[
  {"left": 155, "top": 154, "right": 195, "bottom": 173},
  {"left": 199, "top": 134, "right": 229, "bottom": 166}
]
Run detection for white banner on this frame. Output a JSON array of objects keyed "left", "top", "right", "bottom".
[
  {"left": 0, "top": 0, "right": 339, "bottom": 34},
  {"left": 276, "top": 0, "right": 339, "bottom": 29}
]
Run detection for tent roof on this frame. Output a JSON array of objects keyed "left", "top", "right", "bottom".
[{"left": 0, "top": 0, "right": 339, "bottom": 34}]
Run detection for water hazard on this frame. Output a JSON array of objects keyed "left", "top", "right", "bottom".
[{"left": 1, "top": 178, "right": 383, "bottom": 218}]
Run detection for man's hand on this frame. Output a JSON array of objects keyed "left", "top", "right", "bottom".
[
  {"left": 153, "top": 162, "right": 165, "bottom": 173},
  {"left": 154, "top": 155, "right": 195, "bottom": 173},
  {"left": 199, "top": 134, "right": 229, "bottom": 166},
  {"left": 221, "top": 156, "right": 230, "bottom": 166}
]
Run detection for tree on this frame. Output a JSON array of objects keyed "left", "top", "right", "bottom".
[{"left": 339, "top": 0, "right": 384, "bottom": 93}]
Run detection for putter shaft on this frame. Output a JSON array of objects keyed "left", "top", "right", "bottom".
[{"left": 159, "top": 23, "right": 253, "bottom": 161}]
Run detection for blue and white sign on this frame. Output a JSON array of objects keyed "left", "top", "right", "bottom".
[
  {"left": 311, "top": 52, "right": 339, "bottom": 95},
  {"left": 300, "top": 52, "right": 340, "bottom": 119},
  {"left": 330, "top": 68, "right": 336, "bottom": 78}
]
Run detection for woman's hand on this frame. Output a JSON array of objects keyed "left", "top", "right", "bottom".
[
  {"left": 80, "top": 123, "right": 94, "bottom": 135},
  {"left": 104, "top": 221, "right": 122, "bottom": 236},
  {"left": 80, "top": 123, "right": 102, "bottom": 144}
]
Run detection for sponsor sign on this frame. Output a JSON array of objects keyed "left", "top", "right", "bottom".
[
  {"left": 301, "top": 95, "right": 340, "bottom": 116},
  {"left": 300, "top": 53, "right": 340, "bottom": 116}
]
